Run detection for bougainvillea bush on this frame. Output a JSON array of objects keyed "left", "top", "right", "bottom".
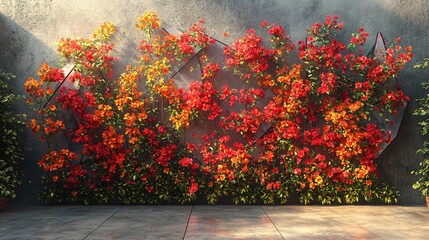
[{"left": 25, "top": 12, "right": 412, "bottom": 204}]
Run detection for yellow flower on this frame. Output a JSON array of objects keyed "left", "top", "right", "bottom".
[
  {"left": 136, "top": 11, "right": 160, "bottom": 32},
  {"left": 315, "top": 175, "right": 323, "bottom": 185},
  {"left": 93, "top": 22, "right": 116, "bottom": 41}
]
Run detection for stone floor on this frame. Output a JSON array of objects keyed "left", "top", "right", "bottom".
[{"left": 0, "top": 205, "right": 428, "bottom": 239}]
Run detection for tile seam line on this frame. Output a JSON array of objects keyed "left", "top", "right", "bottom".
[
  {"left": 0, "top": 205, "right": 53, "bottom": 235},
  {"left": 82, "top": 205, "right": 123, "bottom": 240},
  {"left": 260, "top": 205, "right": 285, "bottom": 240},
  {"left": 330, "top": 207, "right": 385, "bottom": 240},
  {"left": 182, "top": 205, "right": 194, "bottom": 240}
]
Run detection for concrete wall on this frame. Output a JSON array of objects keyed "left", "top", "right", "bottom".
[{"left": 1, "top": 0, "right": 428, "bottom": 204}]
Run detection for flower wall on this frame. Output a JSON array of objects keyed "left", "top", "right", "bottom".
[{"left": 25, "top": 12, "right": 412, "bottom": 204}]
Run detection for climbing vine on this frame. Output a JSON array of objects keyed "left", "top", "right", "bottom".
[{"left": 25, "top": 12, "right": 411, "bottom": 204}]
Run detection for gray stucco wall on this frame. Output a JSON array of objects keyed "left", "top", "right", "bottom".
[{"left": 1, "top": 0, "right": 428, "bottom": 204}]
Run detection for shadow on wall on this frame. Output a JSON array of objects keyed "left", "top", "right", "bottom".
[
  {"left": 0, "top": 12, "right": 56, "bottom": 204},
  {"left": 0, "top": 14, "right": 19, "bottom": 74},
  {"left": 1, "top": 0, "right": 428, "bottom": 205}
]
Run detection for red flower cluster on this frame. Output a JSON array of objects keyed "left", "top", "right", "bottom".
[{"left": 26, "top": 12, "right": 411, "bottom": 205}]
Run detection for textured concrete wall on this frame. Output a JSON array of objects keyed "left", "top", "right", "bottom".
[{"left": 1, "top": 0, "right": 428, "bottom": 204}]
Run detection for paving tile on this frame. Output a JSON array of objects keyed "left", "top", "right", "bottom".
[
  {"left": 184, "top": 205, "right": 283, "bottom": 240},
  {"left": 85, "top": 205, "right": 191, "bottom": 240},
  {"left": 331, "top": 206, "right": 429, "bottom": 240},
  {"left": 0, "top": 205, "right": 121, "bottom": 240},
  {"left": 262, "top": 206, "right": 381, "bottom": 240},
  {"left": 0, "top": 205, "right": 50, "bottom": 232},
  {"left": 1, "top": 205, "right": 428, "bottom": 240}
]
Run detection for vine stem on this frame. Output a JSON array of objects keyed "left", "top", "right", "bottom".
[{"left": 43, "top": 65, "right": 76, "bottom": 109}]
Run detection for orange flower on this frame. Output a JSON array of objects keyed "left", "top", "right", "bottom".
[
  {"left": 37, "top": 63, "right": 51, "bottom": 81},
  {"left": 124, "top": 113, "right": 137, "bottom": 127},
  {"left": 217, "top": 174, "right": 226, "bottom": 181},
  {"left": 129, "top": 137, "right": 139, "bottom": 145},
  {"left": 30, "top": 119, "right": 41, "bottom": 135},
  {"left": 348, "top": 101, "right": 363, "bottom": 112},
  {"left": 265, "top": 151, "right": 274, "bottom": 162},
  {"left": 315, "top": 175, "right": 323, "bottom": 185},
  {"left": 44, "top": 118, "right": 65, "bottom": 135},
  {"left": 24, "top": 77, "right": 44, "bottom": 98},
  {"left": 102, "top": 126, "right": 124, "bottom": 150},
  {"left": 365, "top": 180, "right": 372, "bottom": 186},
  {"left": 46, "top": 87, "right": 53, "bottom": 95},
  {"left": 38, "top": 149, "right": 77, "bottom": 172},
  {"left": 136, "top": 11, "right": 160, "bottom": 31},
  {"left": 52, "top": 175, "right": 59, "bottom": 182}
]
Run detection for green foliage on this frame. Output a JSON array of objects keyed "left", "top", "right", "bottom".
[
  {"left": 26, "top": 14, "right": 408, "bottom": 205},
  {"left": 0, "top": 69, "right": 26, "bottom": 199},
  {"left": 413, "top": 58, "right": 429, "bottom": 197}
]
